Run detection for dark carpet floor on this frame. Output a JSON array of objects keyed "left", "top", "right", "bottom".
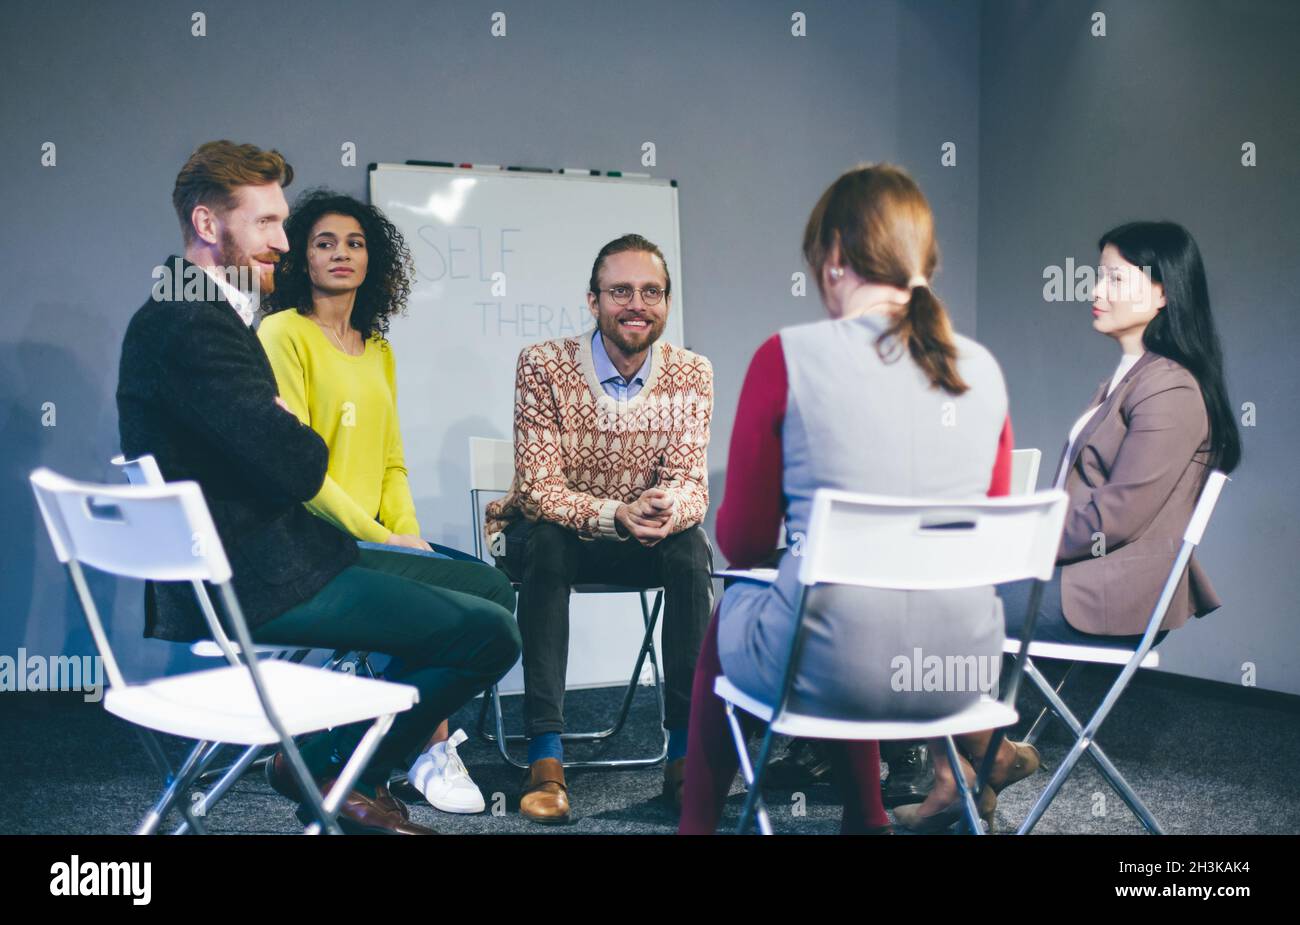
[{"left": 4, "top": 662, "right": 1298, "bottom": 835}]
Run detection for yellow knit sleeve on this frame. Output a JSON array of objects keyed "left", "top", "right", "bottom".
[
  {"left": 257, "top": 312, "right": 311, "bottom": 427},
  {"left": 376, "top": 339, "right": 421, "bottom": 536},
  {"left": 259, "top": 313, "right": 391, "bottom": 543},
  {"left": 307, "top": 475, "right": 391, "bottom": 543}
]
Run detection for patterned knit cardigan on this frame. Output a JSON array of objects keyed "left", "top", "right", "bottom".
[{"left": 485, "top": 334, "right": 713, "bottom": 546}]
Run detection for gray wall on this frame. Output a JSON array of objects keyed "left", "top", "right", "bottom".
[
  {"left": 0, "top": 0, "right": 981, "bottom": 680},
  {"left": 977, "top": 0, "right": 1300, "bottom": 694}
]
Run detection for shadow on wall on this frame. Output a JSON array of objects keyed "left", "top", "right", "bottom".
[
  {"left": 1, "top": 301, "right": 201, "bottom": 683},
  {"left": 1, "top": 336, "right": 102, "bottom": 671}
]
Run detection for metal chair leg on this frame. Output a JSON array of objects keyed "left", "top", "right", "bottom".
[
  {"left": 946, "top": 735, "right": 986, "bottom": 835},
  {"left": 563, "top": 591, "right": 662, "bottom": 742},
  {"left": 1019, "top": 659, "right": 1163, "bottom": 834},
  {"left": 302, "top": 713, "right": 395, "bottom": 835},
  {"left": 173, "top": 742, "right": 267, "bottom": 835},
  {"left": 1023, "top": 661, "right": 1078, "bottom": 747},
  {"left": 488, "top": 682, "right": 528, "bottom": 770},
  {"left": 726, "top": 701, "right": 772, "bottom": 835},
  {"left": 475, "top": 687, "right": 492, "bottom": 740},
  {"left": 478, "top": 590, "right": 669, "bottom": 770},
  {"left": 1017, "top": 658, "right": 1162, "bottom": 835},
  {"left": 136, "top": 734, "right": 222, "bottom": 835}
]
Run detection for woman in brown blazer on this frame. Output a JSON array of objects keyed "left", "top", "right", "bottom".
[{"left": 896, "top": 220, "right": 1241, "bottom": 832}]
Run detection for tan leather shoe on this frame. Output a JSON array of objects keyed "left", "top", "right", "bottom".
[
  {"left": 520, "top": 757, "right": 571, "bottom": 824},
  {"left": 893, "top": 785, "right": 996, "bottom": 834},
  {"left": 987, "top": 741, "right": 1041, "bottom": 794},
  {"left": 663, "top": 757, "right": 686, "bottom": 811}
]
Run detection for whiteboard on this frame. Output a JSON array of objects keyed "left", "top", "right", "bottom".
[{"left": 369, "top": 163, "right": 685, "bottom": 691}]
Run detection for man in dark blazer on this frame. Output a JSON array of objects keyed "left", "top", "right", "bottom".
[{"left": 116, "top": 140, "right": 520, "bottom": 834}]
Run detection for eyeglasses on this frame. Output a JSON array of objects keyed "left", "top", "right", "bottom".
[{"left": 597, "top": 285, "right": 667, "bottom": 306}]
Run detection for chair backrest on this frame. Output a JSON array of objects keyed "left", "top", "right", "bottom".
[
  {"left": 1009, "top": 448, "right": 1041, "bottom": 496},
  {"left": 108, "top": 453, "right": 245, "bottom": 664},
  {"left": 110, "top": 453, "right": 165, "bottom": 487},
  {"left": 797, "top": 488, "right": 1069, "bottom": 591},
  {"left": 32, "top": 467, "right": 339, "bottom": 774},
  {"left": 469, "top": 437, "right": 514, "bottom": 493},
  {"left": 1184, "top": 470, "right": 1228, "bottom": 547},
  {"left": 468, "top": 437, "right": 515, "bottom": 560},
  {"left": 31, "top": 468, "right": 231, "bottom": 584},
  {"left": 30, "top": 468, "right": 240, "bottom": 690}
]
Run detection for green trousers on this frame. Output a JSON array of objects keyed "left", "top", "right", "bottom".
[{"left": 252, "top": 547, "right": 520, "bottom": 789}]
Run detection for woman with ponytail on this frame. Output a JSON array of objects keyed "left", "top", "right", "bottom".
[{"left": 678, "top": 164, "right": 1028, "bottom": 834}]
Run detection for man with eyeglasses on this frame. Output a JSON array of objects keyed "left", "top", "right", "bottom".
[{"left": 486, "top": 234, "right": 715, "bottom": 824}]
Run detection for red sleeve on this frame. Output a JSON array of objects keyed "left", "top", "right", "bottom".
[
  {"left": 987, "top": 414, "right": 1014, "bottom": 498},
  {"left": 717, "top": 335, "right": 788, "bottom": 566}
]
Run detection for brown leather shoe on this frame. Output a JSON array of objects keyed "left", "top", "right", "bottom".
[
  {"left": 268, "top": 752, "right": 416, "bottom": 828},
  {"left": 374, "top": 783, "right": 411, "bottom": 821},
  {"left": 520, "top": 757, "right": 570, "bottom": 824},
  {"left": 264, "top": 750, "right": 307, "bottom": 802},
  {"left": 663, "top": 757, "right": 686, "bottom": 811},
  {"left": 297, "top": 781, "right": 436, "bottom": 835}
]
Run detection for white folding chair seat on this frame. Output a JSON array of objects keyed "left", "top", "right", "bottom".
[
  {"left": 715, "top": 487, "right": 1070, "bottom": 835},
  {"left": 189, "top": 639, "right": 306, "bottom": 660},
  {"left": 714, "top": 676, "right": 1019, "bottom": 742},
  {"left": 106, "top": 659, "right": 417, "bottom": 745},
  {"left": 468, "top": 436, "right": 669, "bottom": 770},
  {"left": 1003, "top": 638, "right": 1158, "bottom": 669}
]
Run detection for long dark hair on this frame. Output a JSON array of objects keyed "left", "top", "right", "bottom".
[
  {"left": 803, "top": 163, "right": 967, "bottom": 395},
  {"left": 1100, "top": 221, "right": 1240, "bottom": 474},
  {"left": 264, "top": 188, "right": 414, "bottom": 340}
]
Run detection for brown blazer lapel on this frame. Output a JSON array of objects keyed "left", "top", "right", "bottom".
[
  {"left": 1059, "top": 351, "right": 1159, "bottom": 485},
  {"left": 1050, "top": 376, "right": 1109, "bottom": 486}
]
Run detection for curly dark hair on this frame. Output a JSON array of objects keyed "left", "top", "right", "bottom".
[{"left": 264, "top": 188, "right": 414, "bottom": 340}]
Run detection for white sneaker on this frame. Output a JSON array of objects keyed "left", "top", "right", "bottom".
[{"left": 407, "top": 729, "right": 486, "bottom": 814}]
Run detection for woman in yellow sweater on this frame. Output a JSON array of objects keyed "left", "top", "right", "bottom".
[{"left": 260, "top": 190, "right": 512, "bottom": 814}]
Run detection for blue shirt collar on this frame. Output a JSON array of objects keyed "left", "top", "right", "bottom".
[{"left": 592, "top": 328, "right": 652, "bottom": 388}]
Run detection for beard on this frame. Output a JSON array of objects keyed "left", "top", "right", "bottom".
[
  {"left": 218, "top": 228, "right": 277, "bottom": 297},
  {"left": 597, "top": 308, "right": 666, "bottom": 356}
]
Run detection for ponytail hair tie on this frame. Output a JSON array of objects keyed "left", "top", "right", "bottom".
[{"left": 907, "top": 275, "right": 928, "bottom": 290}]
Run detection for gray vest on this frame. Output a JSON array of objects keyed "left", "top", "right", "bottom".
[{"left": 718, "top": 314, "right": 1010, "bottom": 718}]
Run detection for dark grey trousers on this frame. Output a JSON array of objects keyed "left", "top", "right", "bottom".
[{"left": 496, "top": 519, "right": 714, "bottom": 737}]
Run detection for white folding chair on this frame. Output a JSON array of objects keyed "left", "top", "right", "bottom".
[
  {"left": 1002, "top": 470, "right": 1230, "bottom": 835},
  {"left": 30, "top": 467, "right": 419, "bottom": 835},
  {"left": 716, "top": 486, "right": 1069, "bottom": 834},
  {"left": 111, "top": 453, "right": 345, "bottom": 821},
  {"left": 1010, "top": 448, "right": 1041, "bottom": 496},
  {"left": 467, "top": 436, "right": 669, "bottom": 770}
]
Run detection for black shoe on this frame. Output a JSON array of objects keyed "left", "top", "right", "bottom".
[
  {"left": 764, "top": 738, "right": 835, "bottom": 789},
  {"left": 880, "top": 743, "right": 934, "bottom": 808}
]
